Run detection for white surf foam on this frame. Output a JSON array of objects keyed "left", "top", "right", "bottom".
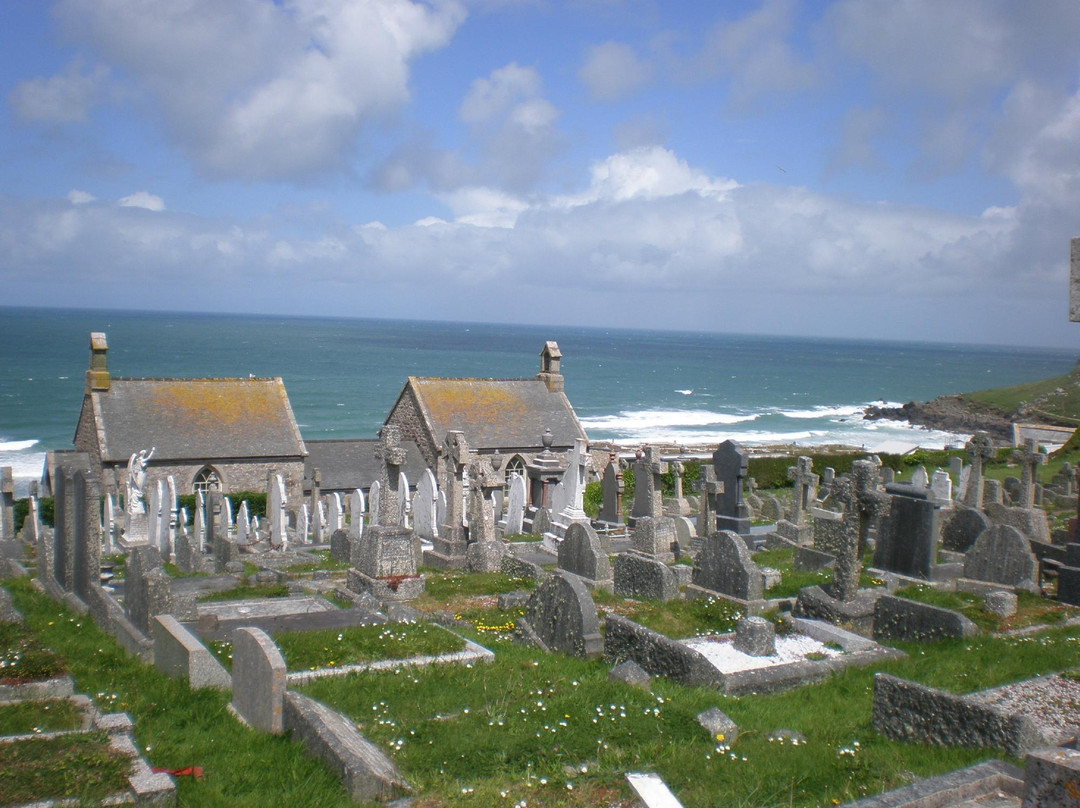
[
  {"left": 0, "top": 439, "right": 39, "bottom": 452},
  {"left": 579, "top": 409, "right": 759, "bottom": 432}
]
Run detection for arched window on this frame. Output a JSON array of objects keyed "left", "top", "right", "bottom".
[
  {"left": 192, "top": 466, "right": 221, "bottom": 496},
  {"left": 504, "top": 455, "right": 526, "bottom": 495}
]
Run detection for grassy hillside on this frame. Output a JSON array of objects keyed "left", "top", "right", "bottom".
[{"left": 958, "top": 364, "right": 1080, "bottom": 425}]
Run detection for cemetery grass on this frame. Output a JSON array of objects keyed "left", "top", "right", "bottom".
[
  {"left": 752, "top": 547, "right": 882, "bottom": 600},
  {"left": 0, "top": 698, "right": 82, "bottom": 735},
  {"left": 207, "top": 623, "right": 466, "bottom": 673},
  {"left": 0, "top": 622, "right": 67, "bottom": 682},
  {"left": 893, "top": 585, "right": 1079, "bottom": 633},
  {"left": 284, "top": 550, "right": 350, "bottom": 573},
  {"left": 4, "top": 578, "right": 360, "bottom": 808},
  {"left": 297, "top": 619, "right": 1080, "bottom": 807},
  {"left": 0, "top": 729, "right": 132, "bottom": 806}
]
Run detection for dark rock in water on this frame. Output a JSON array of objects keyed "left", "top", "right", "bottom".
[{"left": 863, "top": 397, "right": 1011, "bottom": 442}]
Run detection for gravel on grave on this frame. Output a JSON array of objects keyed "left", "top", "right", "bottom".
[
  {"left": 682, "top": 634, "right": 842, "bottom": 674},
  {"left": 965, "top": 674, "right": 1080, "bottom": 741}
]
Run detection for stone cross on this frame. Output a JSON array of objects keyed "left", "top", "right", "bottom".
[
  {"left": 829, "top": 460, "right": 890, "bottom": 602},
  {"left": 310, "top": 467, "right": 323, "bottom": 543},
  {"left": 672, "top": 461, "right": 686, "bottom": 501},
  {"left": 786, "top": 456, "right": 819, "bottom": 525},
  {"left": 693, "top": 465, "right": 722, "bottom": 537},
  {"left": 439, "top": 431, "right": 469, "bottom": 542},
  {"left": 559, "top": 438, "right": 589, "bottom": 523},
  {"left": 632, "top": 446, "right": 667, "bottom": 521},
  {"left": 963, "top": 432, "right": 995, "bottom": 508},
  {"left": 1012, "top": 438, "right": 1046, "bottom": 509},
  {"left": 373, "top": 425, "right": 407, "bottom": 527}
]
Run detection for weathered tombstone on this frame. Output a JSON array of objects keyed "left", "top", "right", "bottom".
[
  {"left": 0, "top": 467, "right": 13, "bottom": 541},
  {"left": 930, "top": 469, "right": 953, "bottom": 505},
  {"left": 910, "top": 466, "right": 929, "bottom": 490},
  {"left": 983, "top": 479, "right": 1004, "bottom": 506},
  {"left": 820, "top": 467, "right": 835, "bottom": 495},
  {"left": 963, "top": 525, "right": 1038, "bottom": 590},
  {"left": 398, "top": 471, "right": 411, "bottom": 528},
  {"left": 236, "top": 501, "right": 251, "bottom": 545},
  {"left": 54, "top": 469, "right": 75, "bottom": 591},
  {"left": 758, "top": 494, "right": 782, "bottom": 523},
  {"left": 164, "top": 475, "right": 178, "bottom": 560},
  {"left": 664, "top": 460, "right": 691, "bottom": 517},
  {"left": 348, "top": 488, "right": 366, "bottom": 540},
  {"left": 833, "top": 461, "right": 889, "bottom": 602},
  {"left": 874, "top": 483, "right": 940, "bottom": 579},
  {"left": 466, "top": 456, "right": 505, "bottom": 573},
  {"left": 531, "top": 506, "right": 552, "bottom": 537},
  {"left": 599, "top": 453, "right": 624, "bottom": 524},
  {"left": 941, "top": 507, "right": 991, "bottom": 552},
  {"left": 268, "top": 473, "right": 287, "bottom": 549},
  {"left": 349, "top": 426, "right": 424, "bottom": 600},
  {"left": 503, "top": 472, "right": 526, "bottom": 536},
  {"left": 962, "top": 432, "right": 995, "bottom": 508},
  {"left": 517, "top": 571, "right": 603, "bottom": 659},
  {"left": 689, "top": 530, "right": 763, "bottom": 602},
  {"left": 630, "top": 516, "right": 677, "bottom": 563},
  {"left": 102, "top": 493, "right": 117, "bottom": 555},
  {"left": 1003, "top": 476, "right": 1022, "bottom": 505},
  {"left": 297, "top": 504, "right": 310, "bottom": 546},
  {"left": 147, "top": 479, "right": 163, "bottom": 553},
  {"left": 984, "top": 500, "right": 1052, "bottom": 544},
  {"left": 309, "top": 469, "right": 323, "bottom": 544},
  {"left": 71, "top": 469, "right": 102, "bottom": 602},
  {"left": 693, "top": 465, "right": 721, "bottom": 537},
  {"left": 613, "top": 553, "right": 677, "bottom": 601},
  {"left": 879, "top": 466, "right": 895, "bottom": 486},
  {"left": 413, "top": 469, "right": 439, "bottom": 541},
  {"left": 1013, "top": 439, "right": 1046, "bottom": 509},
  {"left": 556, "top": 438, "right": 589, "bottom": 526},
  {"left": 426, "top": 431, "right": 468, "bottom": 568},
  {"left": 671, "top": 516, "right": 696, "bottom": 554},
  {"left": 712, "top": 440, "right": 751, "bottom": 534},
  {"left": 632, "top": 446, "right": 667, "bottom": 522},
  {"left": 949, "top": 456, "right": 963, "bottom": 480},
  {"left": 787, "top": 456, "right": 818, "bottom": 526},
  {"left": 733, "top": 616, "right": 775, "bottom": 657},
  {"left": 230, "top": 627, "right": 286, "bottom": 734},
  {"left": 125, "top": 544, "right": 171, "bottom": 636},
  {"left": 557, "top": 522, "right": 612, "bottom": 586}
]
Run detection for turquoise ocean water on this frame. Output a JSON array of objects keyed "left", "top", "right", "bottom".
[{"left": 1, "top": 307, "right": 1077, "bottom": 495}]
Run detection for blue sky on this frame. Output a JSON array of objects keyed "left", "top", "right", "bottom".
[{"left": 2, "top": 0, "right": 1080, "bottom": 347}]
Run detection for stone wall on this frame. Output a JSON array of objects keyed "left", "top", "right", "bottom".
[
  {"left": 603, "top": 614, "right": 721, "bottom": 688},
  {"left": 872, "top": 595, "right": 979, "bottom": 642}
]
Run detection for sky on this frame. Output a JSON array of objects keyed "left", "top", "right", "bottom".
[{"left": 2, "top": 0, "right": 1080, "bottom": 348}]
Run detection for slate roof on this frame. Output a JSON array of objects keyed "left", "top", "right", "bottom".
[
  {"left": 403, "top": 377, "right": 587, "bottom": 450},
  {"left": 87, "top": 377, "right": 306, "bottom": 463},
  {"left": 304, "top": 438, "right": 428, "bottom": 492}
]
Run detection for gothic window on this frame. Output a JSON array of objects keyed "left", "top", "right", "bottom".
[
  {"left": 192, "top": 466, "right": 221, "bottom": 495},
  {"left": 504, "top": 455, "right": 526, "bottom": 494}
]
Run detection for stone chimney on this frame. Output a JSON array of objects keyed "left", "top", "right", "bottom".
[
  {"left": 537, "top": 341, "right": 563, "bottom": 393},
  {"left": 86, "top": 332, "right": 110, "bottom": 392}
]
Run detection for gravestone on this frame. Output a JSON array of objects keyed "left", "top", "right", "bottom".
[
  {"left": 368, "top": 481, "right": 382, "bottom": 528},
  {"left": 632, "top": 446, "right": 667, "bottom": 522},
  {"left": 630, "top": 516, "right": 677, "bottom": 563},
  {"left": 236, "top": 501, "right": 251, "bottom": 545},
  {"left": 330, "top": 529, "right": 350, "bottom": 563},
  {"left": 103, "top": 493, "right": 117, "bottom": 555},
  {"left": 328, "top": 493, "right": 343, "bottom": 535},
  {"left": 664, "top": 460, "right": 691, "bottom": 517},
  {"left": 983, "top": 479, "right": 1004, "bottom": 506},
  {"left": 984, "top": 500, "right": 1052, "bottom": 544},
  {"left": 503, "top": 472, "right": 526, "bottom": 536},
  {"left": 518, "top": 571, "right": 603, "bottom": 659},
  {"left": 1003, "top": 476, "right": 1022, "bottom": 505},
  {"left": 962, "top": 432, "right": 995, "bottom": 508},
  {"left": 693, "top": 465, "right": 721, "bottom": 537},
  {"left": 1013, "top": 439, "right": 1046, "bottom": 509},
  {"left": 599, "top": 453, "right": 623, "bottom": 524},
  {"left": 413, "top": 468, "right": 439, "bottom": 541},
  {"left": 54, "top": 469, "right": 74, "bottom": 591},
  {"left": 348, "top": 489, "right": 366, "bottom": 541},
  {"left": 531, "top": 507, "right": 552, "bottom": 537},
  {"left": 125, "top": 544, "right": 172, "bottom": 636},
  {"left": 613, "top": 553, "right": 677, "bottom": 601},
  {"left": 712, "top": 440, "right": 751, "bottom": 534},
  {"left": 670, "top": 516, "right": 696, "bottom": 554},
  {"left": 820, "top": 467, "right": 835, "bottom": 495},
  {"left": 557, "top": 522, "right": 612, "bottom": 586},
  {"left": 873, "top": 483, "right": 940, "bottom": 579},
  {"left": 0, "top": 467, "right": 12, "bottom": 541},
  {"left": 963, "top": 525, "right": 1038, "bottom": 590},
  {"left": 689, "top": 530, "right": 763, "bottom": 602},
  {"left": 949, "top": 456, "right": 963, "bottom": 480},
  {"left": 555, "top": 438, "right": 590, "bottom": 526},
  {"left": 310, "top": 469, "right": 323, "bottom": 544},
  {"left": 734, "top": 616, "right": 775, "bottom": 657},
  {"left": 398, "top": 471, "right": 411, "bottom": 528},
  {"left": 268, "top": 473, "right": 287, "bottom": 549},
  {"left": 941, "top": 507, "right": 990, "bottom": 552},
  {"left": 425, "top": 431, "right": 469, "bottom": 568},
  {"left": 832, "top": 461, "right": 889, "bottom": 602},
  {"left": 231, "top": 627, "right": 286, "bottom": 734},
  {"left": 297, "top": 504, "right": 310, "bottom": 546},
  {"left": 758, "top": 495, "right": 782, "bottom": 523},
  {"left": 71, "top": 469, "right": 101, "bottom": 602},
  {"left": 879, "top": 466, "right": 895, "bottom": 486},
  {"left": 930, "top": 469, "right": 953, "bottom": 505},
  {"left": 350, "top": 426, "right": 424, "bottom": 600},
  {"left": 787, "top": 456, "right": 818, "bottom": 525},
  {"left": 466, "top": 456, "right": 505, "bottom": 573}
]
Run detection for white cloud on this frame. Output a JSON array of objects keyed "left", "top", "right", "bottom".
[
  {"left": 695, "top": 0, "right": 815, "bottom": 107},
  {"left": 7, "top": 60, "right": 109, "bottom": 124},
  {"left": 578, "top": 42, "right": 651, "bottom": 102},
  {"left": 67, "top": 190, "right": 96, "bottom": 205},
  {"left": 459, "top": 62, "right": 542, "bottom": 124},
  {"left": 118, "top": 192, "right": 165, "bottom": 211},
  {"left": 48, "top": 0, "right": 466, "bottom": 180}
]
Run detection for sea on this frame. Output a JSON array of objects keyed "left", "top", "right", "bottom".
[{"left": 1, "top": 307, "right": 1077, "bottom": 496}]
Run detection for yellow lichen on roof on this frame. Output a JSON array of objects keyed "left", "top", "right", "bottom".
[
  {"left": 146, "top": 379, "right": 287, "bottom": 428},
  {"left": 418, "top": 379, "right": 531, "bottom": 431}
]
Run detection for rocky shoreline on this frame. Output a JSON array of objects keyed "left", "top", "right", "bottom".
[{"left": 862, "top": 396, "right": 1013, "bottom": 442}]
